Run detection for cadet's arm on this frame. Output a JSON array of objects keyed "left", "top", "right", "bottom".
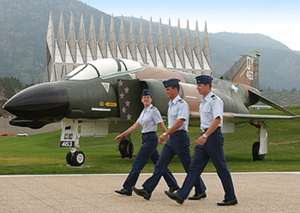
[
  {"left": 197, "top": 117, "right": 221, "bottom": 145},
  {"left": 165, "top": 118, "right": 184, "bottom": 135},
  {"left": 115, "top": 122, "right": 141, "bottom": 141},
  {"left": 204, "top": 117, "right": 221, "bottom": 137},
  {"left": 158, "top": 122, "right": 167, "bottom": 133},
  {"left": 158, "top": 119, "right": 184, "bottom": 144}
]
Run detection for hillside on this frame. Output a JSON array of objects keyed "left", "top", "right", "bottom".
[
  {"left": 260, "top": 88, "right": 300, "bottom": 107},
  {"left": 0, "top": 0, "right": 300, "bottom": 90},
  {"left": 0, "top": 77, "right": 25, "bottom": 117}
]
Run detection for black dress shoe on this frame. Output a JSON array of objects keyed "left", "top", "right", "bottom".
[
  {"left": 217, "top": 199, "right": 238, "bottom": 206},
  {"left": 132, "top": 187, "right": 151, "bottom": 200},
  {"left": 188, "top": 192, "right": 207, "bottom": 200},
  {"left": 169, "top": 185, "right": 180, "bottom": 193},
  {"left": 115, "top": 188, "right": 132, "bottom": 196},
  {"left": 164, "top": 191, "right": 184, "bottom": 204}
]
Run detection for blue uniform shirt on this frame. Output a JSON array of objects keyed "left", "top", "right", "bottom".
[
  {"left": 199, "top": 91, "right": 223, "bottom": 129},
  {"left": 167, "top": 95, "right": 189, "bottom": 131},
  {"left": 137, "top": 104, "right": 163, "bottom": 133}
]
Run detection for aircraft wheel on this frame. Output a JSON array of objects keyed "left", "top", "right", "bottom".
[
  {"left": 66, "top": 151, "right": 74, "bottom": 166},
  {"left": 252, "top": 142, "right": 265, "bottom": 161},
  {"left": 71, "top": 151, "right": 85, "bottom": 166},
  {"left": 119, "top": 139, "right": 134, "bottom": 159}
]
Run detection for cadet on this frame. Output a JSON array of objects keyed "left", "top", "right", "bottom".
[
  {"left": 133, "top": 79, "right": 206, "bottom": 200},
  {"left": 114, "top": 89, "right": 179, "bottom": 196},
  {"left": 165, "top": 75, "right": 237, "bottom": 205}
]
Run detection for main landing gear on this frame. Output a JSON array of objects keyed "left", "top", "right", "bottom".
[
  {"left": 250, "top": 122, "right": 267, "bottom": 161},
  {"left": 117, "top": 134, "right": 134, "bottom": 158},
  {"left": 252, "top": 141, "right": 265, "bottom": 161}
]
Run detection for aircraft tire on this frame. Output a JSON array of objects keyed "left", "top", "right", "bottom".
[
  {"left": 252, "top": 142, "right": 265, "bottom": 161},
  {"left": 119, "top": 140, "right": 134, "bottom": 159},
  {"left": 66, "top": 151, "right": 74, "bottom": 166},
  {"left": 71, "top": 151, "right": 85, "bottom": 166}
]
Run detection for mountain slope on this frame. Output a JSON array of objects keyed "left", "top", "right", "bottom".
[{"left": 0, "top": 0, "right": 299, "bottom": 90}]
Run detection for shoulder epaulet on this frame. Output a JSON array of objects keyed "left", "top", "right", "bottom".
[
  {"left": 211, "top": 95, "right": 217, "bottom": 100},
  {"left": 179, "top": 99, "right": 184, "bottom": 103},
  {"left": 151, "top": 105, "right": 156, "bottom": 109}
]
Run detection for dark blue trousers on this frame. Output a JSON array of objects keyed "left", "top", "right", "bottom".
[
  {"left": 123, "top": 132, "right": 178, "bottom": 191},
  {"left": 142, "top": 130, "right": 206, "bottom": 193},
  {"left": 178, "top": 128, "right": 236, "bottom": 200}
]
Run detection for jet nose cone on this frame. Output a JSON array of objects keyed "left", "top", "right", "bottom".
[{"left": 3, "top": 82, "right": 69, "bottom": 123}]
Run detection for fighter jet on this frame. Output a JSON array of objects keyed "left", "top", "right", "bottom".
[{"left": 3, "top": 50, "right": 299, "bottom": 166}]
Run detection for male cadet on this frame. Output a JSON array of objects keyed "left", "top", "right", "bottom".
[
  {"left": 165, "top": 75, "right": 237, "bottom": 206},
  {"left": 132, "top": 78, "right": 206, "bottom": 200}
]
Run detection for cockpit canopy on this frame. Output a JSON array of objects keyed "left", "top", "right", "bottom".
[{"left": 63, "top": 58, "right": 143, "bottom": 81}]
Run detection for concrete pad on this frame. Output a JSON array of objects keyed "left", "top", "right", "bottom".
[{"left": 0, "top": 172, "right": 299, "bottom": 212}]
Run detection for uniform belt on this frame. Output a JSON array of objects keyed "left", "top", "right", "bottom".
[
  {"left": 142, "top": 131, "right": 156, "bottom": 135},
  {"left": 204, "top": 127, "right": 221, "bottom": 132},
  {"left": 170, "top": 130, "right": 187, "bottom": 135}
]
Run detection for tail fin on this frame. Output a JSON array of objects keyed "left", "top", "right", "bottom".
[{"left": 220, "top": 50, "right": 260, "bottom": 89}]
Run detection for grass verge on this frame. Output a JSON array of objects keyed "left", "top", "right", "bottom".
[{"left": 0, "top": 106, "right": 299, "bottom": 175}]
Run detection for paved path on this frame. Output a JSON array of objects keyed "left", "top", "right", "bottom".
[{"left": 0, "top": 172, "right": 299, "bottom": 212}]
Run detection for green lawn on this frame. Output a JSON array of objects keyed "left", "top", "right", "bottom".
[{"left": 0, "top": 106, "right": 299, "bottom": 175}]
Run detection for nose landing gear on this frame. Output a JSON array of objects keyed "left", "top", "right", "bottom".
[{"left": 66, "top": 150, "right": 86, "bottom": 166}]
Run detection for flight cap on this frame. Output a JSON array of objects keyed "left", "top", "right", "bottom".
[
  {"left": 195, "top": 75, "right": 213, "bottom": 84},
  {"left": 163, "top": 78, "right": 180, "bottom": 88},
  {"left": 141, "top": 89, "right": 152, "bottom": 96}
]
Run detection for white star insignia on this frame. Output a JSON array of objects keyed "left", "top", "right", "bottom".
[{"left": 231, "top": 84, "right": 238, "bottom": 93}]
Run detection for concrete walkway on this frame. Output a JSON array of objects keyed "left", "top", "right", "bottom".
[{"left": 0, "top": 172, "right": 299, "bottom": 212}]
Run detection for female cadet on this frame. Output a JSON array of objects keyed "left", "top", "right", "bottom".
[{"left": 114, "top": 89, "right": 179, "bottom": 196}]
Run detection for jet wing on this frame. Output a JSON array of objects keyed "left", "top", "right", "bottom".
[
  {"left": 223, "top": 112, "right": 300, "bottom": 133},
  {"left": 249, "top": 89, "right": 295, "bottom": 116},
  {"left": 223, "top": 112, "right": 300, "bottom": 124}
]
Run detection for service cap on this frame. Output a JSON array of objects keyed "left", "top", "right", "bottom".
[
  {"left": 163, "top": 78, "right": 180, "bottom": 88},
  {"left": 195, "top": 75, "right": 213, "bottom": 84},
  {"left": 141, "top": 89, "right": 152, "bottom": 96}
]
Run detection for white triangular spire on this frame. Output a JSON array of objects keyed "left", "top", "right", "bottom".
[
  {"left": 88, "top": 14, "right": 97, "bottom": 60},
  {"left": 46, "top": 10, "right": 55, "bottom": 60},
  {"left": 147, "top": 17, "right": 156, "bottom": 66},
  {"left": 157, "top": 18, "right": 166, "bottom": 67},
  {"left": 98, "top": 14, "right": 107, "bottom": 58},
  {"left": 166, "top": 19, "right": 175, "bottom": 68},
  {"left": 45, "top": 10, "right": 55, "bottom": 82},
  {"left": 118, "top": 15, "right": 127, "bottom": 58},
  {"left": 108, "top": 15, "right": 117, "bottom": 58},
  {"left": 78, "top": 13, "right": 87, "bottom": 63},
  {"left": 128, "top": 16, "right": 136, "bottom": 60},
  {"left": 67, "top": 11, "right": 76, "bottom": 63},
  {"left": 137, "top": 17, "right": 146, "bottom": 63},
  {"left": 57, "top": 11, "right": 66, "bottom": 62},
  {"left": 202, "top": 21, "right": 212, "bottom": 69},
  {"left": 184, "top": 20, "right": 194, "bottom": 69},
  {"left": 193, "top": 20, "right": 203, "bottom": 69},
  {"left": 175, "top": 19, "right": 184, "bottom": 68}
]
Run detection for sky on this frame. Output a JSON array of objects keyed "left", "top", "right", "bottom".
[{"left": 80, "top": 0, "right": 300, "bottom": 51}]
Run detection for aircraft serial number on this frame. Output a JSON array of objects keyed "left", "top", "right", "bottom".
[{"left": 60, "top": 141, "right": 75, "bottom": 147}]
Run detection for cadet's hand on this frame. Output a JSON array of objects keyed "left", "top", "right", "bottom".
[
  {"left": 197, "top": 136, "right": 207, "bottom": 145},
  {"left": 115, "top": 135, "right": 123, "bottom": 141},
  {"left": 158, "top": 134, "right": 167, "bottom": 145}
]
